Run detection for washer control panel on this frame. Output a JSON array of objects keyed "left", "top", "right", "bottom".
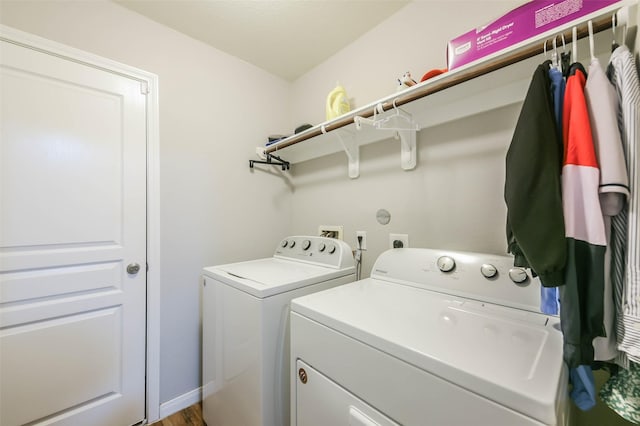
[{"left": 275, "top": 236, "right": 354, "bottom": 269}]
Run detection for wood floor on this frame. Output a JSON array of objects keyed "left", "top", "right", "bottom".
[{"left": 150, "top": 403, "right": 205, "bottom": 426}]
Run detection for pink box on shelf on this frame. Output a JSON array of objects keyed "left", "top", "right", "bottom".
[{"left": 447, "top": 0, "right": 621, "bottom": 70}]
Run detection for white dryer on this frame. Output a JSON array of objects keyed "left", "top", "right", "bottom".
[
  {"left": 202, "top": 236, "right": 355, "bottom": 426},
  {"left": 291, "top": 248, "right": 569, "bottom": 426}
]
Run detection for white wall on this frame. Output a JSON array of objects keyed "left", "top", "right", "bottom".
[
  {"left": 289, "top": 0, "right": 524, "bottom": 275},
  {"left": 289, "top": 104, "right": 521, "bottom": 275},
  {"left": 0, "top": 0, "right": 292, "bottom": 405}
]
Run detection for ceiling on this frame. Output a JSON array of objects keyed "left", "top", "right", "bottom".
[{"left": 115, "top": 0, "right": 410, "bottom": 81}]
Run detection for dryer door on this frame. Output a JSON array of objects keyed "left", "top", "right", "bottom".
[{"left": 295, "top": 360, "right": 399, "bottom": 426}]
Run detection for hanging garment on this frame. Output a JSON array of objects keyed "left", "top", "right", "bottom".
[
  {"left": 584, "top": 57, "right": 629, "bottom": 362},
  {"left": 570, "top": 365, "right": 596, "bottom": 411},
  {"left": 600, "top": 361, "right": 640, "bottom": 424},
  {"left": 559, "top": 63, "right": 607, "bottom": 368},
  {"left": 505, "top": 60, "right": 566, "bottom": 287},
  {"left": 607, "top": 45, "right": 640, "bottom": 365},
  {"left": 540, "top": 67, "right": 566, "bottom": 315},
  {"left": 550, "top": 67, "right": 566, "bottom": 145}
]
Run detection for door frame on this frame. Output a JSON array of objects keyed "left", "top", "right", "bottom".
[{"left": 0, "top": 25, "right": 162, "bottom": 423}]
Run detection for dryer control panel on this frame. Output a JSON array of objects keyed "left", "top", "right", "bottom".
[
  {"left": 274, "top": 236, "right": 354, "bottom": 269},
  {"left": 371, "top": 248, "right": 542, "bottom": 314}
]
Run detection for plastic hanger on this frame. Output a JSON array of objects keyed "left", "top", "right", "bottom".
[
  {"left": 543, "top": 39, "right": 557, "bottom": 70},
  {"left": 543, "top": 39, "right": 550, "bottom": 64},
  {"left": 616, "top": 7, "right": 629, "bottom": 48},
  {"left": 611, "top": 14, "right": 620, "bottom": 52},
  {"left": 354, "top": 101, "right": 419, "bottom": 132},
  {"left": 571, "top": 27, "right": 578, "bottom": 60},
  {"left": 556, "top": 33, "right": 571, "bottom": 74},
  {"left": 588, "top": 20, "right": 597, "bottom": 61},
  {"left": 551, "top": 37, "right": 560, "bottom": 70},
  {"left": 572, "top": 27, "right": 578, "bottom": 63}
]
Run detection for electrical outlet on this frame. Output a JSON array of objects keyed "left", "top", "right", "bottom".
[
  {"left": 356, "top": 231, "right": 367, "bottom": 250},
  {"left": 389, "top": 233, "right": 409, "bottom": 249},
  {"left": 318, "top": 225, "right": 344, "bottom": 240}
]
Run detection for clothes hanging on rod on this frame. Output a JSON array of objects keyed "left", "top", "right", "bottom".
[
  {"left": 549, "top": 65, "right": 566, "bottom": 184},
  {"left": 504, "top": 59, "right": 566, "bottom": 287},
  {"left": 585, "top": 56, "right": 629, "bottom": 362},
  {"left": 540, "top": 65, "right": 566, "bottom": 316},
  {"left": 570, "top": 365, "right": 597, "bottom": 411},
  {"left": 607, "top": 43, "right": 640, "bottom": 366},
  {"left": 599, "top": 33, "right": 640, "bottom": 424},
  {"left": 589, "top": 14, "right": 640, "bottom": 420},
  {"left": 505, "top": 22, "right": 636, "bottom": 410},
  {"left": 560, "top": 61, "right": 607, "bottom": 411}
]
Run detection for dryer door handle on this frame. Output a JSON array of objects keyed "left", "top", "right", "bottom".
[{"left": 349, "top": 406, "right": 380, "bottom": 426}]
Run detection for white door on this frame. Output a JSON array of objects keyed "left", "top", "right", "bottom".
[{"left": 0, "top": 38, "right": 147, "bottom": 426}]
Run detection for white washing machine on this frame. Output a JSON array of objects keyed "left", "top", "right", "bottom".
[
  {"left": 201, "top": 236, "right": 355, "bottom": 426},
  {"left": 291, "top": 248, "right": 569, "bottom": 426}
]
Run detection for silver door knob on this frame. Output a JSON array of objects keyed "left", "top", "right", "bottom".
[{"left": 127, "top": 263, "right": 141, "bottom": 274}]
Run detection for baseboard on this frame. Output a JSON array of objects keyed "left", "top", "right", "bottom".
[{"left": 158, "top": 387, "right": 202, "bottom": 419}]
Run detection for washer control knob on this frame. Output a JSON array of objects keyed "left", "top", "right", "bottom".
[
  {"left": 480, "top": 264, "right": 498, "bottom": 279},
  {"left": 437, "top": 256, "right": 456, "bottom": 273},
  {"left": 318, "top": 243, "right": 326, "bottom": 252},
  {"left": 509, "top": 267, "right": 528, "bottom": 284},
  {"left": 289, "top": 240, "right": 296, "bottom": 248},
  {"left": 328, "top": 244, "right": 336, "bottom": 254},
  {"left": 302, "top": 240, "right": 311, "bottom": 250},
  {"left": 281, "top": 240, "right": 288, "bottom": 248}
]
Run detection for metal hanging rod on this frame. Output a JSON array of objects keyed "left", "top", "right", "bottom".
[{"left": 264, "top": 5, "right": 625, "bottom": 156}]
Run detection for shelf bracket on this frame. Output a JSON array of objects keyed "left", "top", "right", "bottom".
[
  {"left": 334, "top": 129, "right": 359, "bottom": 179},
  {"left": 397, "top": 128, "right": 416, "bottom": 170},
  {"left": 354, "top": 103, "right": 418, "bottom": 171}
]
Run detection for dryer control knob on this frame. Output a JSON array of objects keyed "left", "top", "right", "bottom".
[
  {"left": 281, "top": 240, "right": 288, "bottom": 248},
  {"left": 509, "top": 267, "right": 528, "bottom": 284},
  {"left": 437, "top": 256, "right": 456, "bottom": 272},
  {"left": 480, "top": 263, "right": 497, "bottom": 278},
  {"left": 328, "top": 244, "right": 336, "bottom": 254},
  {"left": 302, "top": 240, "right": 311, "bottom": 250},
  {"left": 318, "top": 243, "right": 326, "bottom": 252},
  {"left": 289, "top": 240, "right": 296, "bottom": 248}
]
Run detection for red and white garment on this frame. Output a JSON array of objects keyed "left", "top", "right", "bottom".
[{"left": 559, "top": 63, "right": 607, "bottom": 367}]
